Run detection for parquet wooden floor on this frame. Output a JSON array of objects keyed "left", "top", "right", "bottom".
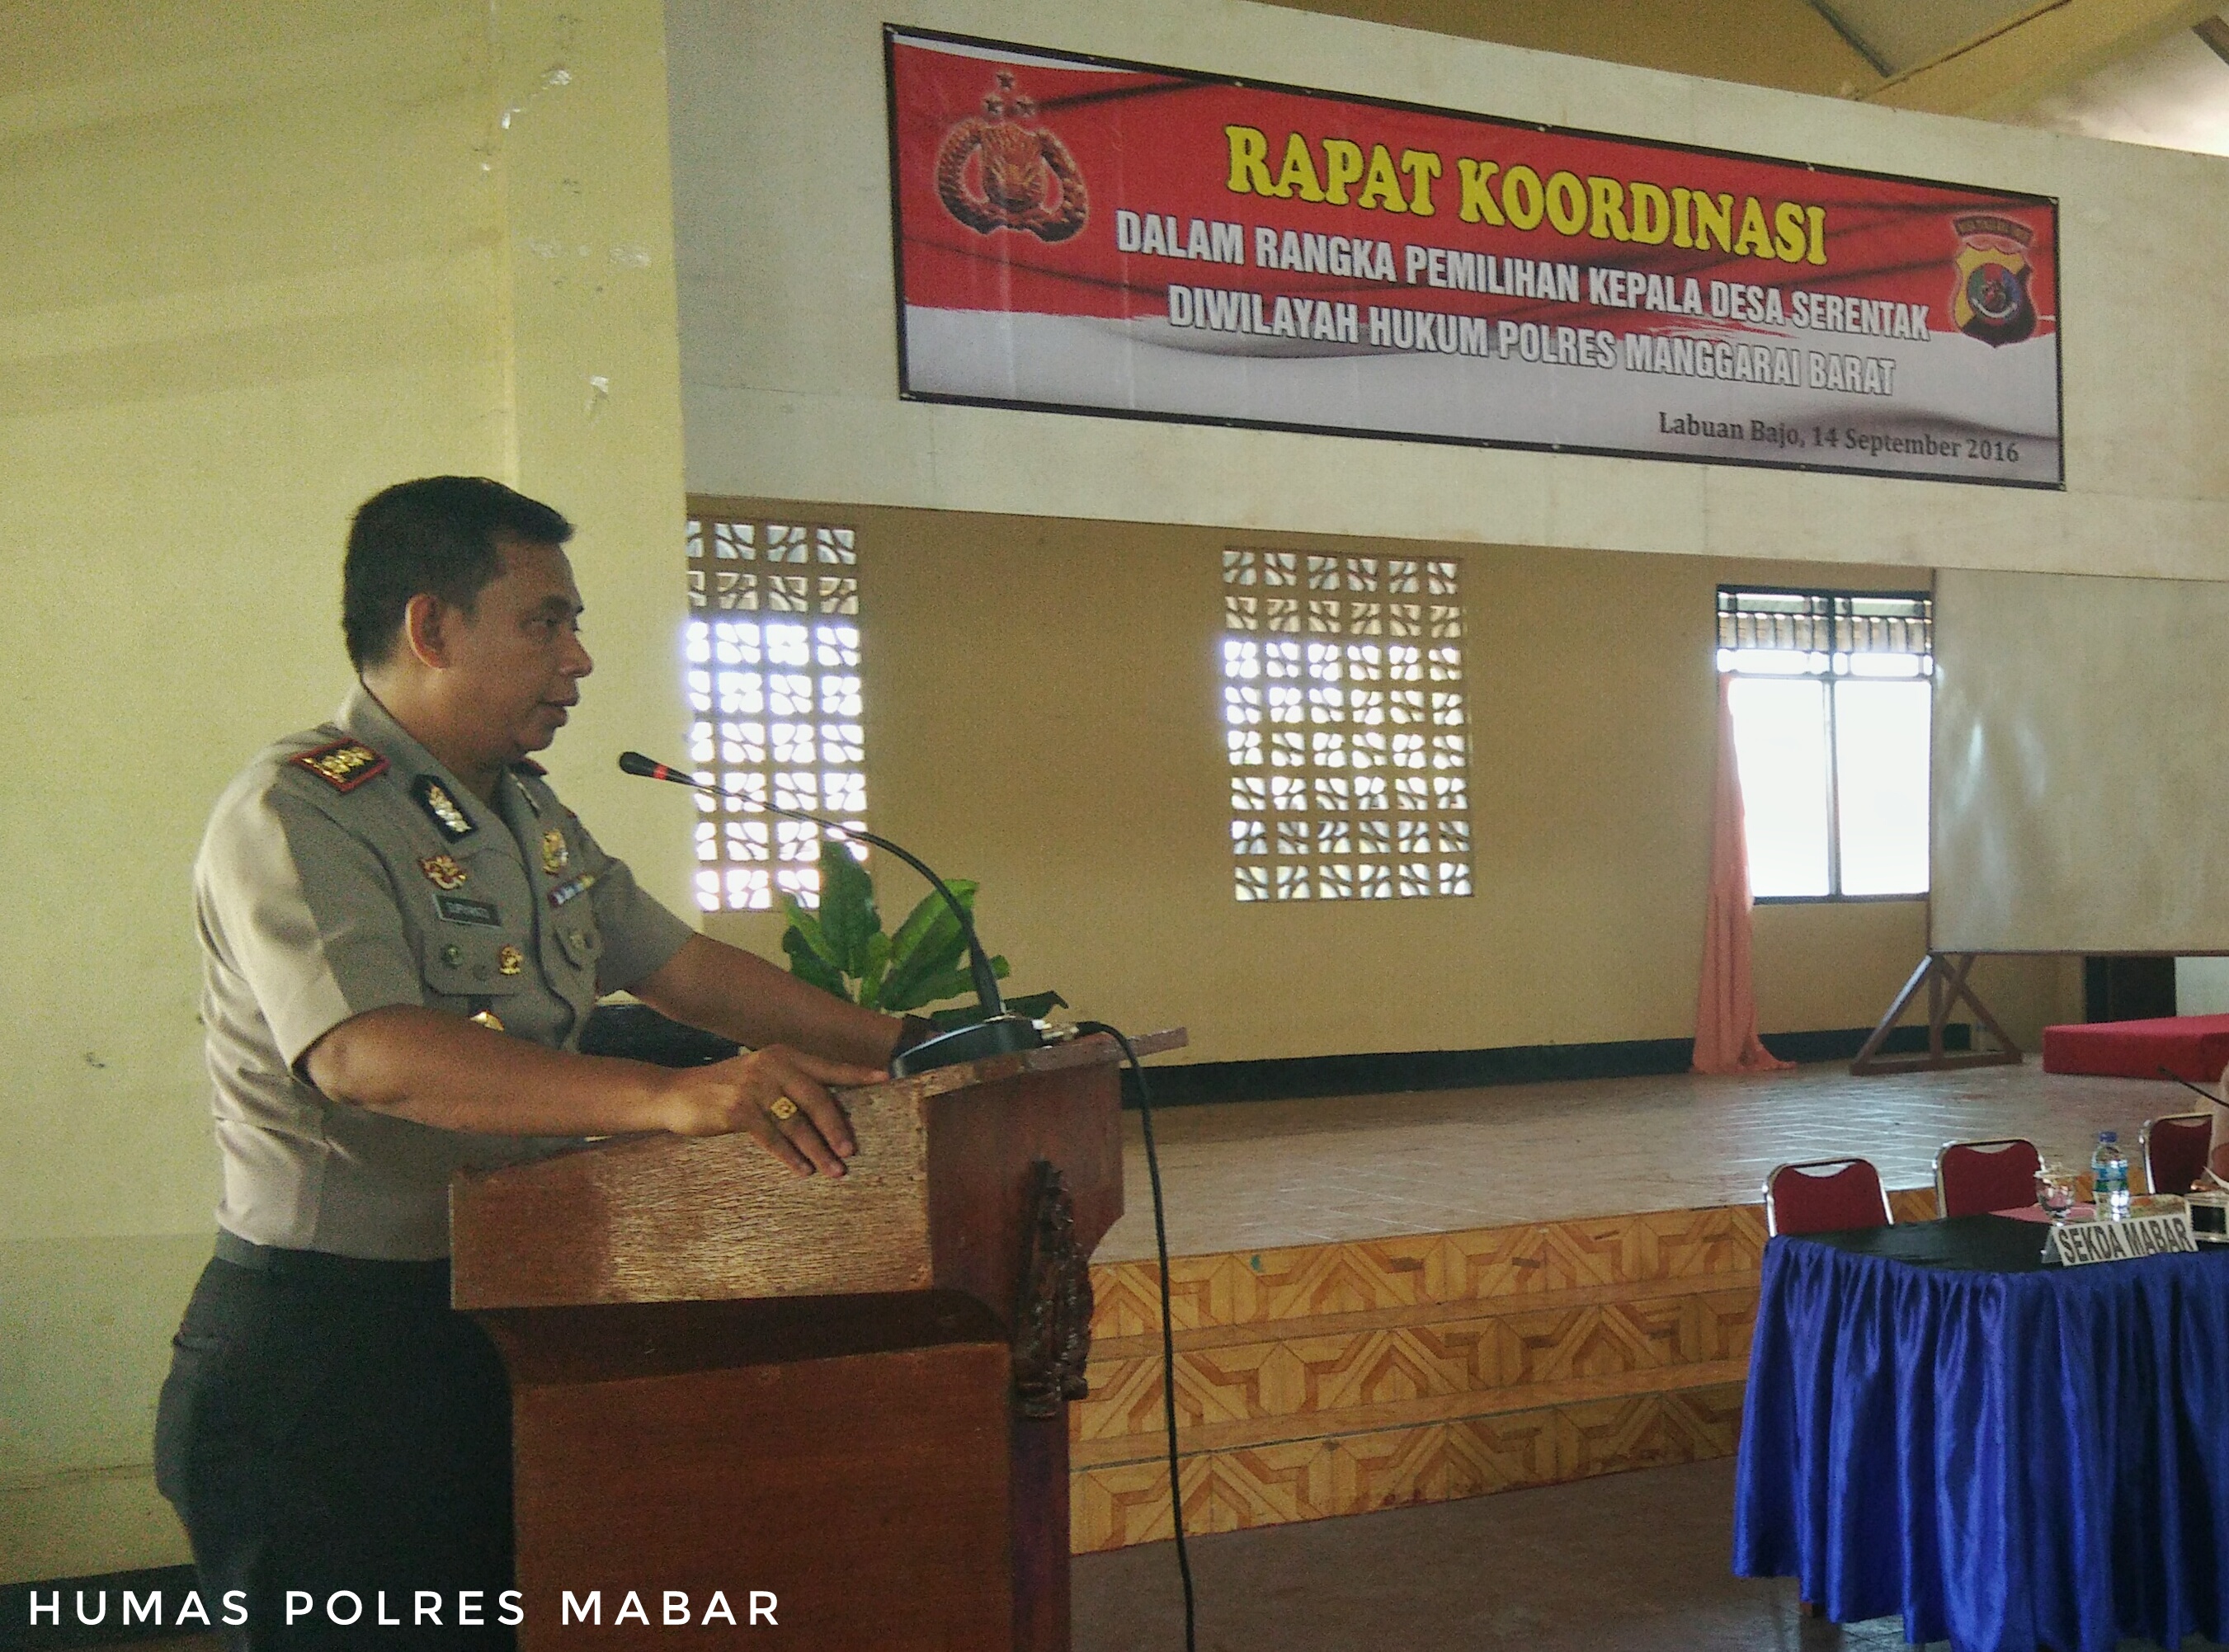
[{"left": 1072, "top": 1198, "right": 1808, "bottom": 1551}]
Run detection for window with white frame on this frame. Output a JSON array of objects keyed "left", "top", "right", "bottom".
[
  {"left": 1717, "top": 587, "right": 1932, "bottom": 901},
  {"left": 685, "top": 515, "right": 865, "bottom": 911},
  {"left": 1222, "top": 549, "right": 1473, "bottom": 902}
]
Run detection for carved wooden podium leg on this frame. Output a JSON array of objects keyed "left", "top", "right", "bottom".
[{"left": 1008, "top": 1162, "right": 1093, "bottom": 1652}]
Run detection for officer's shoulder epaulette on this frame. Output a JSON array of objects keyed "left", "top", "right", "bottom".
[{"left": 290, "top": 737, "right": 389, "bottom": 793}]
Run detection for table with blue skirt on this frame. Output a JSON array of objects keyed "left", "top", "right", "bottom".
[{"left": 1732, "top": 1213, "right": 2229, "bottom": 1652}]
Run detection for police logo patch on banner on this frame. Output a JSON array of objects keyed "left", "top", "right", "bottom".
[
  {"left": 292, "top": 739, "right": 388, "bottom": 793},
  {"left": 417, "top": 854, "right": 468, "bottom": 891},
  {"left": 1949, "top": 214, "right": 2037, "bottom": 347},
  {"left": 412, "top": 775, "right": 476, "bottom": 841},
  {"left": 935, "top": 71, "right": 1088, "bottom": 244},
  {"left": 540, "top": 830, "right": 570, "bottom": 875}
]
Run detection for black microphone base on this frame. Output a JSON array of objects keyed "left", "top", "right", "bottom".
[{"left": 890, "top": 1014, "right": 1045, "bottom": 1077}]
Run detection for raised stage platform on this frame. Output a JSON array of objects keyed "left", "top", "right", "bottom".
[
  {"left": 1070, "top": 1059, "right": 2188, "bottom": 1553},
  {"left": 2042, "top": 1011, "right": 2229, "bottom": 1081}
]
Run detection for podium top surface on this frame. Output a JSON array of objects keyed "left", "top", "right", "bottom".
[
  {"left": 857, "top": 1023, "right": 1186, "bottom": 1099},
  {"left": 450, "top": 1028, "right": 1183, "bottom": 1311}
]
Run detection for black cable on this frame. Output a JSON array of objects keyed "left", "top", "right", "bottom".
[{"left": 1076, "top": 1020, "right": 1195, "bottom": 1652}]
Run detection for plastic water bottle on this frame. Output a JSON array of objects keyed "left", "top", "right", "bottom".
[{"left": 2092, "top": 1131, "right": 2131, "bottom": 1219}]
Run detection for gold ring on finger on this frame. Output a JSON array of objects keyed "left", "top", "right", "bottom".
[{"left": 766, "top": 1095, "right": 800, "bottom": 1123}]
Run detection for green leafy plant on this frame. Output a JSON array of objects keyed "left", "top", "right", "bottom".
[{"left": 779, "top": 841, "right": 1065, "bottom": 1029}]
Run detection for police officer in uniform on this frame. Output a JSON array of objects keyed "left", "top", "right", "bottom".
[{"left": 156, "top": 478, "right": 916, "bottom": 1648}]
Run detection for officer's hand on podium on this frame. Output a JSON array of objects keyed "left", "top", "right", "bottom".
[
  {"left": 657, "top": 1045, "right": 884, "bottom": 1178},
  {"left": 300, "top": 1005, "right": 889, "bottom": 1155}
]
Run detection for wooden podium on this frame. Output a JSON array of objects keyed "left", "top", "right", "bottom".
[{"left": 450, "top": 1029, "right": 1181, "bottom": 1650}]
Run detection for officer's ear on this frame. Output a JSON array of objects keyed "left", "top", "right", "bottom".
[{"left": 401, "top": 592, "right": 454, "bottom": 670}]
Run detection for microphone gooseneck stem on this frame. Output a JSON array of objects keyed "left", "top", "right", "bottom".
[{"left": 618, "top": 751, "right": 1006, "bottom": 1016}]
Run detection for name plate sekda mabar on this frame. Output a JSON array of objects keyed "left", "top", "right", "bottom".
[{"left": 2048, "top": 1198, "right": 2198, "bottom": 1267}]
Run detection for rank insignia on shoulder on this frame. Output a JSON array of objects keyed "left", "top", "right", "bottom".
[
  {"left": 540, "top": 829, "right": 570, "bottom": 875},
  {"left": 412, "top": 775, "right": 476, "bottom": 841},
  {"left": 496, "top": 944, "right": 525, "bottom": 977},
  {"left": 292, "top": 738, "right": 388, "bottom": 793},
  {"left": 418, "top": 854, "right": 468, "bottom": 891}
]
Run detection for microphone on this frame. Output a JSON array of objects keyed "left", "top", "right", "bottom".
[{"left": 619, "top": 751, "right": 1044, "bottom": 1075}]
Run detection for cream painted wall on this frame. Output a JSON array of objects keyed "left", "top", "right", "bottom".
[
  {"left": 1751, "top": 902, "right": 2081, "bottom": 1051},
  {"left": 2175, "top": 957, "right": 2229, "bottom": 1016},
  {"left": 699, "top": 501, "right": 2052, "bottom": 1058},
  {"left": 669, "top": 0, "right": 2229, "bottom": 581},
  {"left": 0, "top": 0, "right": 687, "bottom": 1582}
]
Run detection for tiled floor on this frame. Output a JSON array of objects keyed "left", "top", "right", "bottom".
[
  {"left": 1102, "top": 1057, "right": 2182, "bottom": 1261},
  {"left": 1072, "top": 1456, "right": 2217, "bottom": 1652}
]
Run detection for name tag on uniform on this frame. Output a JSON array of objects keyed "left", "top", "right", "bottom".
[{"left": 433, "top": 892, "right": 502, "bottom": 928}]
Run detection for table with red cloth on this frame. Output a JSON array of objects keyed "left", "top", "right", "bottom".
[{"left": 1732, "top": 1213, "right": 2229, "bottom": 1652}]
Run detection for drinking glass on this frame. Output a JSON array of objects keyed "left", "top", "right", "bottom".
[{"left": 2035, "top": 1165, "right": 2076, "bottom": 1221}]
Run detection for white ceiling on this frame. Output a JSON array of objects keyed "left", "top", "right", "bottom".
[
  {"left": 1811, "top": 0, "right": 2229, "bottom": 159},
  {"left": 2016, "top": 17, "right": 2229, "bottom": 157},
  {"left": 1808, "top": 0, "right": 2040, "bottom": 75}
]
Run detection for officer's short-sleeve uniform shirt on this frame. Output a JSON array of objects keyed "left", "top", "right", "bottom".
[{"left": 195, "top": 684, "right": 695, "bottom": 1259}]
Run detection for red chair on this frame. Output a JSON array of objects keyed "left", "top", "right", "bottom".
[
  {"left": 1934, "top": 1137, "right": 2043, "bottom": 1218},
  {"left": 1764, "top": 1158, "right": 1893, "bottom": 1237},
  {"left": 2141, "top": 1112, "right": 2212, "bottom": 1195}
]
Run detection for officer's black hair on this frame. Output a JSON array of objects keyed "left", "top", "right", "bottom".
[{"left": 342, "top": 477, "right": 575, "bottom": 670}]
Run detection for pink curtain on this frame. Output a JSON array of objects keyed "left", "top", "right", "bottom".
[{"left": 1694, "top": 673, "right": 1793, "bottom": 1075}]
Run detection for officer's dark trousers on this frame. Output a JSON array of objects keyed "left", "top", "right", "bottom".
[{"left": 154, "top": 1238, "right": 516, "bottom": 1650}]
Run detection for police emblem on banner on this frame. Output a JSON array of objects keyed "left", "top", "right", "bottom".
[
  {"left": 1949, "top": 214, "right": 2037, "bottom": 346},
  {"left": 935, "top": 70, "right": 1088, "bottom": 243}
]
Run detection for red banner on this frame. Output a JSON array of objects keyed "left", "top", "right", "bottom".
[{"left": 887, "top": 29, "right": 2062, "bottom": 487}]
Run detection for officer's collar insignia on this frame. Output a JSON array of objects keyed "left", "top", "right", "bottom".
[
  {"left": 418, "top": 854, "right": 468, "bottom": 891},
  {"left": 412, "top": 774, "right": 477, "bottom": 841},
  {"left": 540, "top": 829, "right": 570, "bottom": 875},
  {"left": 292, "top": 738, "right": 388, "bottom": 793}
]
